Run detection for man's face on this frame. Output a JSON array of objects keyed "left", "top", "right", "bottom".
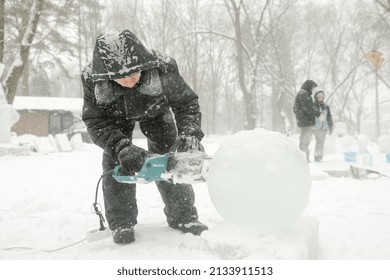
[
  {"left": 317, "top": 94, "right": 324, "bottom": 102},
  {"left": 114, "top": 72, "right": 141, "bottom": 88}
]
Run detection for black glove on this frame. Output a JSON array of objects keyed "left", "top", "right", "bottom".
[
  {"left": 118, "top": 145, "right": 149, "bottom": 174},
  {"left": 172, "top": 135, "right": 204, "bottom": 152}
]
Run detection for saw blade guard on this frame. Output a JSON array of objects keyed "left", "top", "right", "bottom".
[{"left": 167, "top": 151, "right": 210, "bottom": 184}]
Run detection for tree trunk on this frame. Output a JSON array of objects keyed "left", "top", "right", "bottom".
[
  {"left": 78, "top": 0, "right": 83, "bottom": 96},
  {"left": 0, "top": 0, "right": 4, "bottom": 63},
  {"left": 211, "top": 84, "right": 217, "bottom": 134},
  {"left": 3, "top": 0, "right": 44, "bottom": 104},
  {"left": 271, "top": 77, "right": 283, "bottom": 131},
  {"left": 20, "top": 59, "right": 30, "bottom": 96},
  {"left": 228, "top": 0, "right": 256, "bottom": 129},
  {"left": 190, "top": 0, "right": 199, "bottom": 94}
]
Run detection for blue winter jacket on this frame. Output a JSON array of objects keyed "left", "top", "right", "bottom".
[{"left": 313, "top": 91, "right": 333, "bottom": 131}]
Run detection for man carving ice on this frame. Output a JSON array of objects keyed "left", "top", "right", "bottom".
[{"left": 81, "top": 29, "right": 208, "bottom": 244}]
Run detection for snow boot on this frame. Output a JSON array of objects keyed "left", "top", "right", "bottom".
[
  {"left": 170, "top": 220, "right": 208, "bottom": 236},
  {"left": 112, "top": 225, "right": 135, "bottom": 244}
]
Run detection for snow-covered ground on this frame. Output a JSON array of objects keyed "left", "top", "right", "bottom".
[{"left": 1, "top": 135, "right": 390, "bottom": 259}]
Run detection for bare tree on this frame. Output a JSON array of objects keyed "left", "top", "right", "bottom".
[
  {"left": 376, "top": 0, "right": 390, "bottom": 14},
  {"left": 223, "top": 0, "right": 297, "bottom": 130},
  {"left": 0, "top": 0, "right": 4, "bottom": 63},
  {"left": 3, "top": 0, "right": 44, "bottom": 104},
  {"left": 222, "top": 0, "right": 256, "bottom": 129}
]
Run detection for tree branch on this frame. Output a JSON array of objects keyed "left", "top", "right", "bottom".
[
  {"left": 174, "top": 29, "right": 252, "bottom": 62},
  {"left": 326, "top": 60, "right": 367, "bottom": 102}
]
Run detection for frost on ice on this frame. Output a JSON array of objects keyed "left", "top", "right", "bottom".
[{"left": 207, "top": 128, "right": 311, "bottom": 230}]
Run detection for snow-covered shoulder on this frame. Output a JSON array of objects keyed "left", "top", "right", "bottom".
[{"left": 151, "top": 49, "right": 177, "bottom": 73}]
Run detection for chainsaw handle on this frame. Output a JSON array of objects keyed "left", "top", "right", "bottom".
[
  {"left": 112, "top": 154, "right": 171, "bottom": 184},
  {"left": 170, "top": 136, "right": 205, "bottom": 153},
  {"left": 169, "top": 140, "right": 181, "bottom": 153}
]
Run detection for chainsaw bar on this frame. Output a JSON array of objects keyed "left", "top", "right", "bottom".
[{"left": 166, "top": 152, "right": 211, "bottom": 183}]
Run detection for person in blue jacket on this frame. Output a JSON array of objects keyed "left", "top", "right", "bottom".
[{"left": 313, "top": 90, "right": 333, "bottom": 162}]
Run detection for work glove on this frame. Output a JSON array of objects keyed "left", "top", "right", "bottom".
[
  {"left": 172, "top": 135, "right": 204, "bottom": 152},
  {"left": 118, "top": 145, "right": 149, "bottom": 174}
]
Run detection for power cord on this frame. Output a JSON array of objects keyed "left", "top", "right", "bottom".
[
  {"left": 2, "top": 170, "right": 115, "bottom": 253},
  {"left": 2, "top": 238, "right": 86, "bottom": 253}
]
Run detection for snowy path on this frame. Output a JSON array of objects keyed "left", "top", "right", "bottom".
[{"left": 1, "top": 137, "right": 390, "bottom": 259}]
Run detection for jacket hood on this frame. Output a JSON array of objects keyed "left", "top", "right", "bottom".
[
  {"left": 314, "top": 90, "right": 325, "bottom": 102},
  {"left": 91, "top": 29, "right": 159, "bottom": 82},
  {"left": 301, "top": 80, "right": 318, "bottom": 93}
]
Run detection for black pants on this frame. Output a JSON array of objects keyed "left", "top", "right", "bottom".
[
  {"left": 102, "top": 110, "right": 198, "bottom": 230},
  {"left": 299, "top": 127, "right": 313, "bottom": 162}
]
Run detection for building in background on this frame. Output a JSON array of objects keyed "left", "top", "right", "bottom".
[
  {"left": 12, "top": 96, "right": 83, "bottom": 137},
  {"left": 11, "top": 96, "right": 144, "bottom": 140}
]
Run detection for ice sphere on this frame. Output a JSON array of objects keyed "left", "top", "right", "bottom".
[{"left": 207, "top": 128, "right": 311, "bottom": 230}]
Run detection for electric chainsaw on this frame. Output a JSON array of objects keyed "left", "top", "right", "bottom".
[{"left": 112, "top": 151, "right": 212, "bottom": 184}]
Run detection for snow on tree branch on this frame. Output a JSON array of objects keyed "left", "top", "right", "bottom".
[{"left": 3, "top": 0, "right": 44, "bottom": 104}]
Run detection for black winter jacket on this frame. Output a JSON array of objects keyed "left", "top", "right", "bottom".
[
  {"left": 81, "top": 30, "right": 204, "bottom": 158},
  {"left": 293, "top": 80, "right": 320, "bottom": 127}
]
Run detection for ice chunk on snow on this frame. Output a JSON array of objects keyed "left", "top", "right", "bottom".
[
  {"left": 48, "top": 134, "right": 59, "bottom": 152},
  {"left": 70, "top": 133, "right": 84, "bottom": 151},
  {"left": 34, "top": 137, "right": 56, "bottom": 154},
  {"left": 55, "top": 134, "right": 72, "bottom": 152}
]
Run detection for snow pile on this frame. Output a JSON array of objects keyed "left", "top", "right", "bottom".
[
  {"left": 207, "top": 129, "right": 311, "bottom": 230},
  {"left": 308, "top": 163, "right": 330, "bottom": 181},
  {"left": 200, "top": 216, "right": 319, "bottom": 259},
  {"left": 8, "top": 133, "right": 85, "bottom": 155}
]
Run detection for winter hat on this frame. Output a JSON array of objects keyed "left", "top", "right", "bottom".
[
  {"left": 301, "top": 80, "right": 318, "bottom": 92},
  {"left": 314, "top": 90, "right": 325, "bottom": 100},
  {"left": 91, "top": 29, "right": 159, "bottom": 82}
]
